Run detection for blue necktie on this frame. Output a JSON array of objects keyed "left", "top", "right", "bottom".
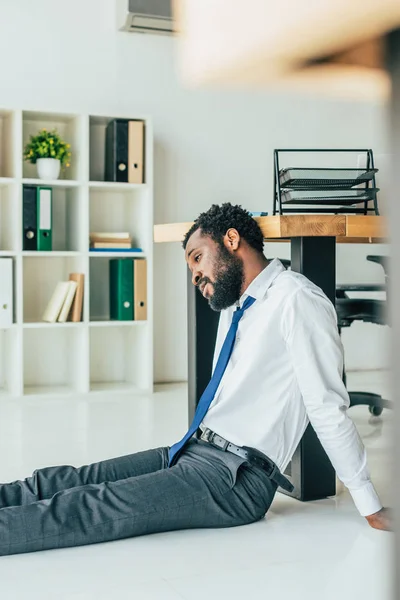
[{"left": 168, "top": 295, "right": 256, "bottom": 466}]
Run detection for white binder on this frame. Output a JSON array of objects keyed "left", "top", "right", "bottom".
[{"left": 0, "top": 258, "right": 13, "bottom": 329}]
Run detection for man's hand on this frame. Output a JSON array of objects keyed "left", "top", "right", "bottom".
[{"left": 365, "top": 507, "right": 392, "bottom": 531}]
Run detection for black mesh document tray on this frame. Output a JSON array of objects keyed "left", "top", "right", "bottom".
[
  {"left": 273, "top": 150, "right": 380, "bottom": 216},
  {"left": 279, "top": 168, "right": 378, "bottom": 190},
  {"left": 281, "top": 188, "right": 379, "bottom": 205}
]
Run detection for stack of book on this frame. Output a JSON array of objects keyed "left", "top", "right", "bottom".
[
  {"left": 89, "top": 232, "right": 142, "bottom": 252},
  {"left": 42, "top": 273, "right": 84, "bottom": 323}
]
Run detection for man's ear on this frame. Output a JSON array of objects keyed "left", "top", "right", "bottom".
[{"left": 224, "top": 228, "right": 240, "bottom": 251}]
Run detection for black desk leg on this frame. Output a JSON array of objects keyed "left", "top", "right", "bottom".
[
  {"left": 282, "top": 236, "right": 337, "bottom": 501},
  {"left": 187, "top": 269, "right": 220, "bottom": 424}
]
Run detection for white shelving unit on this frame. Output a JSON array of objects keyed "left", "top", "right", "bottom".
[{"left": 0, "top": 108, "right": 154, "bottom": 398}]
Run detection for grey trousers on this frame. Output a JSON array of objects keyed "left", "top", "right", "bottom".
[{"left": 0, "top": 439, "right": 277, "bottom": 556}]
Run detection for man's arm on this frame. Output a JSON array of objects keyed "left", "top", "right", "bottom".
[{"left": 282, "top": 285, "right": 390, "bottom": 530}]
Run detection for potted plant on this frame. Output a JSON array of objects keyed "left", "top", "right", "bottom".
[{"left": 23, "top": 128, "right": 72, "bottom": 180}]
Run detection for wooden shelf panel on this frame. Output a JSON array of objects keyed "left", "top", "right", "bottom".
[
  {"left": 0, "top": 177, "right": 16, "bottom": 186},
  {"left": 88, "top": 251, "right": 145, "bottom": 258},
  {"left": 23, "top": 385, "right": 77, "bottom": 397},
  {"left": 22, "top": 251, "right": 83, "bottom": 257},
  {"left": 22, "top": 178, "right": 80, "bottom": 188},
  {"left": 23, "top": 322, "right": 85, "bottom": 329},
  {"left": 89, "top": 320, "right": 147, "bottom": 327},
  {"left": 89, "top": 181, "right": 148, "bottom": 192}
]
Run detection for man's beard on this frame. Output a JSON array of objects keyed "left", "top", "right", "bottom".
[{"left": 200, "top": 244, "right": 245, "bottom": 312}]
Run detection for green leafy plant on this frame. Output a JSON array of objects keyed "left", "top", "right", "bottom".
[{"left": 23, "top": 128, "right": 71, "bottom": 168}]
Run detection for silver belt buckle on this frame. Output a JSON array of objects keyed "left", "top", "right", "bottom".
[
  {"left": 212, "top": 434, "right": 229, "bottom": 451},
  {"left": 201, "top": 428, "right": 212, "bottom": 442}
]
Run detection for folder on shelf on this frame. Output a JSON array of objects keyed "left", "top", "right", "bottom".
[
  {"left": 105, "top": 119, "right": 144, "bottom": 184},
  {"left": 37, "top": 187, "right": 52, "bottom": 251},
  {"left": 23, "top": 185, "right": 37, "bottom": 251},
  {"left": 134, "top": 259, "right": 147, "bottom": 321},
  {"left": 68, "top": 273, "right": 84, "bottom": 322},
  {"left": 105, "top": 119, "right": 129, "bottom": 183},
  {"left": 57, "top": 281, "right": 78, "bottom": 323},
  {"left": 109, "top": 259, "right": 134, "bottom": 320},
  {"left": 42, "top": 281, "right": 71, "bottom": 323},
  {"left": 128, "top": 121, "right": 144, "bottom": 184},
  {"left": 0, "top": 258, "right": 13, "bottom": 328},
  {"left": 109, "top": 258, "right": 147, "bottom": 321}
]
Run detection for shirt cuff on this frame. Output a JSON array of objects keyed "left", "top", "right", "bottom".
[{"left": 348, "top": 482, "right": 383, "bottom": 517}]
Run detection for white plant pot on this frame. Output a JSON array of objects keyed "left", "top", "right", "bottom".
[{"left": 36, "top": 158, "right": 61, "bottom": 180}]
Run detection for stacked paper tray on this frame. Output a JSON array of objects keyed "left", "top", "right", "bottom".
[
  {"left": 279, "top": 168, "right": 378, "bottom": 190},
  {"left": 281, "top": 188, "right": 379, "bottom": 206}
]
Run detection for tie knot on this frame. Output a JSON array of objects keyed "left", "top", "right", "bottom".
[{"left": 232, "top": 295, "right": 256, "bottom": 324}]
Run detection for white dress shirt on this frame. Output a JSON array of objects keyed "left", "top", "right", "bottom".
[{"left": 201, "top": 258, "right": 382, "bottom": 517}]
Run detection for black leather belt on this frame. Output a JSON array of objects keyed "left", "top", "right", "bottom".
[{"left": 200, "top": 428, "right": 294, "bottom": 493}]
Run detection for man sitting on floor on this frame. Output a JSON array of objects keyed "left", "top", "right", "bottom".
[{"left": 0, "top": 203, "right": 390, "bottom": 556}]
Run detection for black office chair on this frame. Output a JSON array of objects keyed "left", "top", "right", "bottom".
[
  {"left": 274, "top": 255, "right": 392, "bottom": 416},
  {"left": 336, "top": 255, "right": 391, "bottom": 415}
]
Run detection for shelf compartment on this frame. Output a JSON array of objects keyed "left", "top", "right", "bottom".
[
  {"left": 89, "top": 188, "right": 149, "bottom": 254},
  {"left": 23, "top": 327, "right": 87, "bottom": 395},
  {"left": 52, "top": 186, "right": 85, "bottom": 252},
  {"left": 22, "top": 185, "right": 85, "bottom": 253},
  {"left": 0, "top": 182, "right": 19, "bottom": 251},
  {"left": 90, "top": 324, "right": 151, "bottom": 392},
  {"left": 89, "top": 115, "right": 146, "bottom": 184},
  {"left": 23, "top": 255, "right": 86, "bottom": 323},
  {"left": 0, "top": 327, "right": 21, "bottom": 396},
  {"left": 0, "top": 110, "right": 17, "bottom": 178},
  {"left": 89, "top": 256, "right": 148, "bottom": 322},
  {"left": 22, "top": 111, "right": 82, "bottom": 181}
]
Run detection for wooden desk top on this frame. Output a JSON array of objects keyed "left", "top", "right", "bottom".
[{"left": 154, "top": 215, "right": 387, "bottom": 244}]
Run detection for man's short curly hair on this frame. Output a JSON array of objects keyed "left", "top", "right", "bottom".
[{"left": 183, "top": 203, "right": 264, "bottom": 254}]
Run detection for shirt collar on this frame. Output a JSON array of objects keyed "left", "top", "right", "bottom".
[{"left": 238, "top": 258, "right": 286, "bottom": 306}]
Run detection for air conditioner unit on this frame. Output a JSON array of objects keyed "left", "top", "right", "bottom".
[{"left": 116, "top": 0, "right": 174, "bottom": 35}]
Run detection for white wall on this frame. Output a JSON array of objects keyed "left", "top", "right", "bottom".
[{"left": 0, "top": 0, "right": 390, "bottom": 382}]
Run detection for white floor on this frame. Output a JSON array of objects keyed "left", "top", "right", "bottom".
[{"left": 0, "top": 371, "right": 394, "bottom": 600}]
